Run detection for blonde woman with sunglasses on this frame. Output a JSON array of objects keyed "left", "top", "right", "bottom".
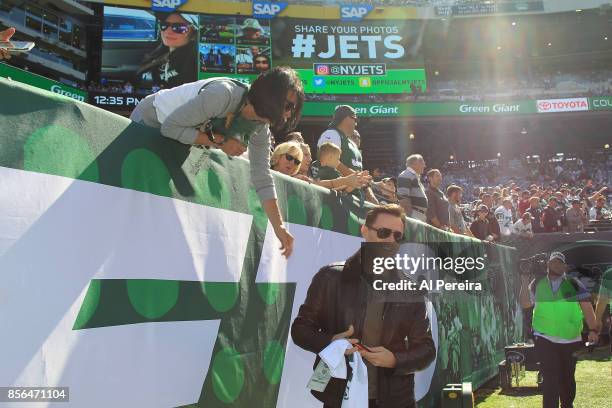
[{"left": 271, "top": 142, "right": 303, "bottom": 176}]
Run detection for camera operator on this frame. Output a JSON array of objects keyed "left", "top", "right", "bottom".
[
  {"left": 519, "top": 252, "right": 598, "bottom": 408},
  {"left": 595, "top": 267, "right": 612, "bottom": 352}
]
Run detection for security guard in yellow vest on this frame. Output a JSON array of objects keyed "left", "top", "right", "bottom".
[{"left": 520, "top": 252, "right": 599, "bottom": 408}]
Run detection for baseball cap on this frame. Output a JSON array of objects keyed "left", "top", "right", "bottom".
[
  {"left": 156, "top": 12, "right": 198, "bottom": 27},
  {"left": 329, "top": 105, "right": 357, "bottom": 127},
  {"left": 475, "top": 204, "right": 489, "bottom": 213},
  {"left": 241, "top": 18, "right": 263, "bottom": 31},
  {"left": 549, "top": 252, "right": 566, "bottom": 263}
]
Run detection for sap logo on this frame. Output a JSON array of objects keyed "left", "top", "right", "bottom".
[
  {"left": 151, "top": 0, "right": 187, "bottom": 12},
  {"left": 340, "top": 5, "right": 373, "bottom": 21},
  {"left": 252, "top": 1, "right": 288, "bottom": 19}
]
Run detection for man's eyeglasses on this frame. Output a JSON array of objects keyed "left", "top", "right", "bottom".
[
  {"left": 160, "top": 22, "right": 190, "bottom": 34},
  {"left": 284, "top": 153, "right": 301, "bottom": 166},
  {"left": 366, "top": 224, "right": 404, "bottom": 242}
]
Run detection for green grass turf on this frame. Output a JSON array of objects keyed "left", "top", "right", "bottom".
[{"left": 475, "top": 347, "right": 611, "bottom": 407}]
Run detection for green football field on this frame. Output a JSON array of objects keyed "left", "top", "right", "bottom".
[{"left": 475, "top": 347, "right": 611, "bottom": 407}]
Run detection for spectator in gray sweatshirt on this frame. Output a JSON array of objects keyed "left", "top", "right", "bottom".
[{"left": 130, "top": 67, "right": 304, "bottom": 257}]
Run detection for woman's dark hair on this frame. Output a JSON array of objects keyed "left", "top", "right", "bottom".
[{"left": 248, "top": 66, "right": 304, "bottom": 133}]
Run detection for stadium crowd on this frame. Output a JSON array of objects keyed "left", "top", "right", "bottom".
[{"left": 273, "top": 105, "right": 611, "bottom": 242}]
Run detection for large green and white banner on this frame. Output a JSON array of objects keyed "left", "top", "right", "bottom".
[{"left": 0, "top": 79, "right": 522, "bottom": 407}]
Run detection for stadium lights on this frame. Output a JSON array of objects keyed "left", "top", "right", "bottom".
[
  {"left": 497, "top": 45, "right": 502, "bottom": 50},
  {"left": 605, "top": 144, "right": 610, "bottom": 149},
  {"left": 605, "top": 36, "right": 609, "bottom": 41},
  {"left": 511, "top": 21, "right": 517, "bottom": 26},
  {"left": 434, "top": 70, "right": 439, "bottom": 76},
  {"left": 449, "top": 155, "right": 454, "bottom": 160},
  {"left": 497, "top": 152, "right": 502, "bottom": 157},
  {"left": 521, "top": 128, "right": 527, "bottom": 134},
  {"left": 576, "top": 9, "right": 582, "bottom": 12},
  {"left": 547, "top": 42, "right": 552, "bottom": 47},
  {"left": 409, "top": 133, "right": 415, "bottom": 139}
]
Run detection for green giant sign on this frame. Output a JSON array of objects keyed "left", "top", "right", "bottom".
[
  {"left": 302, "top": 100, "right": 537, "bottom": 117},
  {"left": 0, "top": 63, "right": 87, "bottom": 102}
]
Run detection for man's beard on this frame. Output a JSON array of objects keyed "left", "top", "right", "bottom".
[{"left": 362, "top": 242, "right": 400, "bottom": 276}]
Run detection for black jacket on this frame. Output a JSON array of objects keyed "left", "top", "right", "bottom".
[
  {"left": 291, "top": 250, "right": 436, "bottom": 408},
  {"left": 138, "top": 41, "right": 198, "bottom": 88}
]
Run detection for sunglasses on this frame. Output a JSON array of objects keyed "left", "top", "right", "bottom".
[
  {"left": 284, "top": 100, "right": 296, "bottom": 113},
  {"left": 284, "top": 153, "right": 301, "bottom": 166},
  {"left": 366, "top": 224, "right": 404, "bottom": 242},
  {"left": 160, "top": 22, "right": 190, "bottom": 34}
]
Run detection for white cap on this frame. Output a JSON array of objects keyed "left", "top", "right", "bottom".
[{"left": 549, "top": 252, "right": 566, "bottom": 263}]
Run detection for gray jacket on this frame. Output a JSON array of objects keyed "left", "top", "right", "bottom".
[{"left": 130, "top": 79, "right": 275, "bottom": 201}]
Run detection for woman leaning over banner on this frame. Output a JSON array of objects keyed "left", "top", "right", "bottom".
[{"left": 130, "top": 67, "right": 304, "bottom": 258}]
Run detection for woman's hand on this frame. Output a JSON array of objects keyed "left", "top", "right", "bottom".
[
  {"left": 294, "top": 174, "right": 313, "bottom": 183},
  {"left": 0, "top": 27, "right": 16, "bottom": 61},
  {"left": 219, "top": 138, "right": 247, "bottom": 156},
  {"left": 273, "top": 225, "right": 294, "bottom": 258}
]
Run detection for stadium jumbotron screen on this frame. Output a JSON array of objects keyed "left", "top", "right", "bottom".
[
  {"left": 99, "top": 6, "right": 426, "bottom": 107},
  {"left": 270, "top": 18, "right": 426, "bottom": 94}
]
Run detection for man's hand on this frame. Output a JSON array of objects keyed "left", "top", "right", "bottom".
[
  {"left": 220, "top": 137, "right": 247, "bottom": 156},
  {"left": 587, "top": 331, "right": 599, "bottom": 344},
  {"left": 359, "top": 346, "right": 397, "bottom": 368},
  {"left": 343, "top": 172, "right": 368, "bottom": 190},
  {"left": 0, "top": 27, "right": 17, "bottom": 61},
  {"left": 273, "top": 225, "right": 294, "bottom": 258},
  {"left": 294, "top": 174, "right": 313, "bottom": 183},
  {"left": 332, "top": 325, "right": 360, "bottom": 355},
  {"left": 594, "top": 321, "right": 603, "bottom": 334}
]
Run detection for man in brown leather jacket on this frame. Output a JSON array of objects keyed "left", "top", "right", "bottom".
[{"left": 291, "top": 204, "right": 436, "bottom": 408}]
